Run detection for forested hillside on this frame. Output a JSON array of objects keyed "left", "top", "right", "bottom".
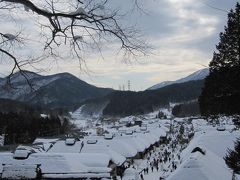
[
  {"left": 103, "top": 80, "right": 204, "bottom": 116},
  {"left": 0, "top": 112, "right": 70, "bottom": 144}
]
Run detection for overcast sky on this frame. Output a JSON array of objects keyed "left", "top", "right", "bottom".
[{"left": 0, "top": 0, "right": 238, "bottom": 90}]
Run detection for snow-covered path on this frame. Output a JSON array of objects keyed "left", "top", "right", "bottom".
[{"left": 131, "top": 122, "right": 189, "bottom": 180}]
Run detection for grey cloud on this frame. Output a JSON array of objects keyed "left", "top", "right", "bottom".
[{"left": 0, "top": 0, "right": 238, "bottom": 90}]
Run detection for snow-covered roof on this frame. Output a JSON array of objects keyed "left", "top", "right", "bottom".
[
  {"left": 33, "top": 138, "right": 59, "bottom": 151},
  {"left": 83, "top": 135, "right": 139, "bottom": 158},
  {"left": 0, "top": 152, "right": 111, "bottom": 176},
  {"left": 119, "top": 116, "right": 135, "bottom": 123},
  {"left": 151, "top": 128, "right": 167, "bottom": 137},
  {"left": 72, "top": 153, "right": 111, "bottom": 168},
  {"left": 81, "top": 144, "right": 126, "bottom": 166},
  {"left": 168, "top": 130, "right": 240, "bottom": 180},
  {"left": 181, "top": 130, "right": 240, "bottom": 161},
  {"left": 42, "top": 172, "right": 110, "bottom": 179},
  {"left": 115, "top": 136, "right": 146, "bottom": 153},
  {"left": 1, "top": 164, "right": 39, "bottom": 179},
  {"left": 104, "top": 133, "right": 113, "bottom": 140},
  {"left": 137, "top": 133, "right": 155, "bottom": 146},
  {"left": 65, "top": 138, "right": 76, "bottom": 145},
  {"left": 40, "top": 114, "right": 48, "bottom": 118},
  {"left": 0, "top": 153, "right": 86, "bottom": 174},
  {"left": 48, "top": 140, "right": 83, "bottom": 153},
  {"left": 12, "top": 149, "right": 31, "bottom": 159},
  {"left": 33, "top": 138, "right": 59, "bottom": 144},
  {"left": 97, "top": 138, "right": 138, "bottom": 158},
  {"left": 167, "top": 150, "right": 232, "bottom": 180},
  {"left": 122, "top": 168, "right": 139, "bottom": 180}
]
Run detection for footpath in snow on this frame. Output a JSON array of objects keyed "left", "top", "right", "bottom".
[{"left": 132, "top": 120, "right": 190, "bottom": 180}]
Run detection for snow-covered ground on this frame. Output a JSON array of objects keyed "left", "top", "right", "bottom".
[
  {"left": 0, "top": 110, "right": 239, "bottom": 180},
  {"left": 70, "top": 106, "right": 99, "bottom": 130}
]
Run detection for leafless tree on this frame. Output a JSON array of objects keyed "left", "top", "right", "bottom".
[{"left": 0, "top": 0, "right": 148, "bottom": 84}]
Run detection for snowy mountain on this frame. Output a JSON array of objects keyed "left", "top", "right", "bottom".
[
  {"left": 148, "top": 68, "right": 209, "bottom": 90},
  {"left": 4, "top": 71, "right": 42, "bottom": 83},
  {"left": 0, "top": 71, "right": 113, "bottom": 109}
]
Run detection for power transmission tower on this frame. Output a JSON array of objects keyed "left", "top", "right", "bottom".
[{"left": 128, "top": 80, "right": 131, "bottom": 91}]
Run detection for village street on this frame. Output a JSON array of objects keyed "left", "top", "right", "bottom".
[{"left": 132, "top": 122, "right": 188, "bottom": 180}]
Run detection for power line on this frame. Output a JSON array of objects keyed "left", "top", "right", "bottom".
[{"left": 202, "top": 2, "right": 229, "bottom": 13}]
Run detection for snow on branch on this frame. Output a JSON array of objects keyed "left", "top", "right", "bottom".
[
  {"left": 0, "top": 0, "right": 149, "bottom": 86},
  {"left": 2, "top": 33, "right": 16, "bottom": 41}
]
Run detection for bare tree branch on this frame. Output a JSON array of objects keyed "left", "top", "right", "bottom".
[{"left": 0, "top": 0, "right": 149, "bottom": 87}]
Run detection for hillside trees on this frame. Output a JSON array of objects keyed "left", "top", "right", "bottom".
[
  {"left": 0, "top": 0, "right": 148, "bottom": 83},
  {"left": 199, "top": 3, "right": 240, "bottom": 116},
  {"left": 172, "top": 101, "right": 200, "bottom": 117},
  {"left": 103, "top": 80, "right": 204, "bottom": 116},
  {"left": 0, "top": 112, "right": 69, "bottom": 144}
]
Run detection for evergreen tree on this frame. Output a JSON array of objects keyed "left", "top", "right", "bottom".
[
  {"left": 199, "top": 3, "right": 240, "bottom": 116},
  {"left": 224, "top": 139, "right": 240, "bottom": 178}
]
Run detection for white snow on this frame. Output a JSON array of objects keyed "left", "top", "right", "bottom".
[
  {"left": 1, "top": 114, "right": 239, "bottom": 180},
  {"left": 33, "top": 138, "right": 59, "bottom": 145},
  {"left": 1, "top": 164, "right": 39, "bottom": 179},
  {"left": 167, "top": 130, "right": 239, "bottom": 180},
  {"left": 98, "top": 137, "right": 138, "bottom": 158},
  {"left": 0, "top": 153, "right": 111, "bottom": 176},
  {"left": 48, "top": 140, "right": 83, "bottom": 153},
  {"left": 123, "top": 168, "right": 139, "bottom": 180},
  {"left": 168, "top": 151, "right": 231, "bottom": 180},
  {"left": 73, "top": 35, "right": 83, "bottom": 42},
  {"left": 81, "top": 144, "right": 126, "bottom": 166},
  {"left": 69, "top": 7, "right": 86, "bottom": 15},
  {"left": 0, "top": 135, "right": 4, "bottom": 146},
  {"left": 148, "top": 68, "right": 209, "bottom": 90}
]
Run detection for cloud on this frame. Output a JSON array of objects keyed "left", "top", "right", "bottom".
[{"left": 0, "top": 0, "right": 237, "bottom": 90}]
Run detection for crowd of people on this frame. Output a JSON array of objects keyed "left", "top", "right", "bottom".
[{"left": 136, "top": 122, "right": 192, "bottom": 180}]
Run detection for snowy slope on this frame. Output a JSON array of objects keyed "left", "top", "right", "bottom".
[
  {"left": 70, "top": 101, "right": 109, "bottom": 129},
  {"left": 0, "top": 71, "right": 62, "bottom": 101},
  {"left": 148, "top": 68, "right": 209, "bottom": 90},
  {"left": 0, "top": 71, "right": 113, "bottom": 108},
  {"left": 4, "top": 71, "right": 41, "bottom": 84}
]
